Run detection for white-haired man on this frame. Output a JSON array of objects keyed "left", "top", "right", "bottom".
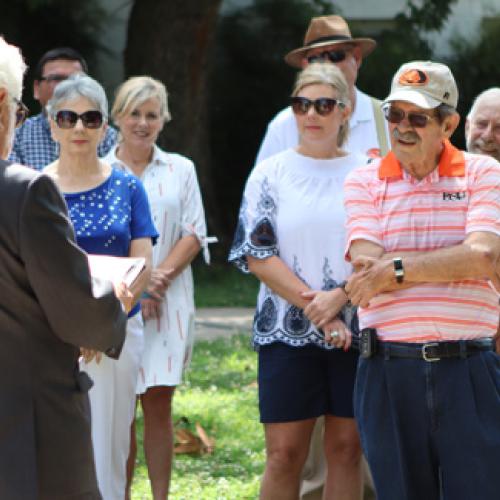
[
  {"left": 344, "top": 61, "right": 500, "bottom": 500},
  {"left": 0, "top": 37, "right": 127, "bottom": 499},
  {"left": 466, "top": 87, "right": 500, "bottom": 162},
  {"left": 465, "top": 87, "right": 500, "bottom": 353}
]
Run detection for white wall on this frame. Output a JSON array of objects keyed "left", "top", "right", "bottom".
[{"left": 332, "top": 0, "right": 500, "bottom": 56}]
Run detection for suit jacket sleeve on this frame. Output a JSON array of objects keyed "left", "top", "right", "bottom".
[{"left": 18, "top": 173, "right": 127, "bottom": 353}]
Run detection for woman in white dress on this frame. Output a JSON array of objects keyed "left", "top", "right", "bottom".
[
  {"left": 229, "top": 63, "right": 367, "bottom": 499},
  {"left": 105, "top": 76, "right": 211, "bottom": 499}
]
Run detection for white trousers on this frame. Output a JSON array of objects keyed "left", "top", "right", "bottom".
[{"left": 82, "top": 314, "right": 144, "bottom": 500}]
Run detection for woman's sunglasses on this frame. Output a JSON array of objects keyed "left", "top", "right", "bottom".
[
  {"left": 54, "top": 110, "right": 104, "bottom": 129},
  {"left": 307, "top": 49, "right": 347, "bottom": 64},
  {"left": 383, "top": 106, "right": 435, "bottom": 128},
  {"left": 291, "top": 97, "right": 344, "bottom": 117},
  {"left": 13, "top": 98, "right": 29, "bottom": 128}
]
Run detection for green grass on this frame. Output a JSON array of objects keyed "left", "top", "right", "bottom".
[
  {"left": 193, "top": 262, "right": 259, "bottom": 308},
  {"left": 131, "top": 334, "right": 264, "bottom": 499}
]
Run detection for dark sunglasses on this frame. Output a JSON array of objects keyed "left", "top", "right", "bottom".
[
  {"left": 291, "top": 96, "right": 344, "bottom": 116},
  {"left": 383, "top": 106, "right": 435, "bottom": 128},
  {"left": 307, "top": 49, "right": 347, "bottom": 64},
  {"left": 54, "top": 110, "right": 104, "bottom": 129},
  {"left": 39, "top": 74, "right": 69, "bottom": 84},
  {"left": 13, "top": 98, "right": 29, "bottom": 128}
]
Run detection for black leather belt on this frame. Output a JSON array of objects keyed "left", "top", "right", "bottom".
[{"left": 377, "top": 339, "right": 494, "bottom": 362}]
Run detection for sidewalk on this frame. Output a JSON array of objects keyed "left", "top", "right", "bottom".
[{"left": 195, "top": 307, "right": 254, "bottom": 341}]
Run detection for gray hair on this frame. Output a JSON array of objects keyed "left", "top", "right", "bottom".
[
  {"left": 111, "top": 76, "right": 170, "bottom": 124},
  {"left": 467, "top": 87, "right": 500, "bottom": 120},
  {"left": 435, "top": 103, "right": 457, "bottom": 124},
  {"left": 292, "top": 62, "right": 351, "bottom": 147},
  {"left": 46, "top": 73, "right": 108, "bottom": 121},
  {"left": 0, "top": 37, "right": 26, "bottom": 100}
]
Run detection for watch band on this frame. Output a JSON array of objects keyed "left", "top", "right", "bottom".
[{"left": 393, "top": 257, "right": 404, "bottom": 284}]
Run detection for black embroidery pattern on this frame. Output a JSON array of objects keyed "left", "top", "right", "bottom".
[
  {"left": 228, "top": 176, "right": 278, "bottom": 272},
  {"left": 255, "top": 290, "right": 278, "bottom": 335},
  {"left": 283, "top": 256, "right": 311, "bottom": 339}
]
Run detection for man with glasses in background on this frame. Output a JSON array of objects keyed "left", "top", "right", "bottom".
[
  {"left": 344, "top": 61, "right": 500, "bottom": 500},
  {"left": 256, "top": 15, "right": 388, "bottom": 164},
  {"left": 9, "top": 47, "right": 116, "bottom": 170}
]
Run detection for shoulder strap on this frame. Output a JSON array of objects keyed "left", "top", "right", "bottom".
[{"left": 371, "top": 97, "right": 389, "bottom": 156}]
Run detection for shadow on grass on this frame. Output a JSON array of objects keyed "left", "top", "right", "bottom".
[{"left": 132, "top": 334, "right": 263, "bottom": 499}]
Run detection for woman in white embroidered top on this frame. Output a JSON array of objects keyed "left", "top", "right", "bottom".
[
  {"left": 229, "top": 63, "right": 366, "bottom": 499},
  {"left": 105, "top": 76, "right": 211, "bottom": 499}
]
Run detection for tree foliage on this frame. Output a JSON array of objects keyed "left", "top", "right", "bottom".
[
  {"left": 356, "top": 0, "right": 458, "bottom": 100},
  {"left": 125, "top": 0, "right": 223, "bottom": 236},
  {"left": 446, "top": 19, "right": 500, "bottom": 148},
  {"left": 0, "top": 0, "right": 106, "bottom": 110},
  {"left": 210, "top": 0, "right": 334, "bottom": 242}
]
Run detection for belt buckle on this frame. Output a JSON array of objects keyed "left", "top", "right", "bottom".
[{"left": 422, "top": 343, "right": 440, "bottom": 362}]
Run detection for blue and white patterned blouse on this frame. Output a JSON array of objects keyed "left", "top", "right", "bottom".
[
  {"left": 9, "top": 113, "right": 117, "bottom": 170},
  {"left": 64, "top": 168, "right": 158, "bottom": 316},
  {"left": 229, "top": 148, "right": 367, "bottom": 349}
]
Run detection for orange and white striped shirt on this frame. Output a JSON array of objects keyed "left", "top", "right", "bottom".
[{"left": 344, "top": 140, "right": 500, "bottom": 342}]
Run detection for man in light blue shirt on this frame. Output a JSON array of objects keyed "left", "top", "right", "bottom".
[{"left": 9, "top": 47, "right": 116, "bottom": 170}]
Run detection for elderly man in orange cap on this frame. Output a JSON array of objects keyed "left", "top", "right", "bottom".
[
  {"left": 344, "top": 60, "right": 500, "bottom": 500},
  {"left": 256, "top": 15, "right": 388, "bottom": 164}
]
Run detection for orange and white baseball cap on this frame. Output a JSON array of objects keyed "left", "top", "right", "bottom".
[{"left": 383, "top": 61, "right": 458, "bottom": 109}]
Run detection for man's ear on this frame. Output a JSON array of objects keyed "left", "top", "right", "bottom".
[
  {"left": 33, "top": 80, "right": 40, "bottom": 101},
  {"left": 464, "top": 117, "right": 470, "bottom": 137},
  {"left": 444, "top": 113, "right": 460, "bottom": 138},
  {"left": 0, "top": 88, "right": 9, "bottom": 133},
  {"left": 352, "top": 46, "right": 363, "bottom": 69}
]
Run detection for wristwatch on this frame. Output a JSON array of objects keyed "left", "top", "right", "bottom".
[{"left": 393, "top": 257, "right": 404, "bottom": 284}]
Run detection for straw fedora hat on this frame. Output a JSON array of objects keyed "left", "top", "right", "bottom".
[{"left": 284, "top": 15, "right": 376, "bottom": 68}]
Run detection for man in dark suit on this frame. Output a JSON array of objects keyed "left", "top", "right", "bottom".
[{"left": 0, "top": 37, "right": 127, "bottom": 499}]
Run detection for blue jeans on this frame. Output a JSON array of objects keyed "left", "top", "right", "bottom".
[{"left": 354, "top": 350, "right": 500, "bottom": 500}]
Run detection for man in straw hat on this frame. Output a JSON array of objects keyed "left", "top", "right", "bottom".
[
  {"left": 255, "top": 14, "right": 389, "bottom": 165},
  {"left": 344, "top": 60, "right": 500, "bottom": 499}
]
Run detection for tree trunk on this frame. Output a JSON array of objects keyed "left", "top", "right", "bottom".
[{"left": 124, "top": 0, "right": 223, "bottom": 237}]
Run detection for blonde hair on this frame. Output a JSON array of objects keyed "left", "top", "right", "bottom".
[
  {"left": 292, "top": 63, "right": 351, "bottom": 147},
  {"left": 111, "top": 76, "right": 170, "bottom": 125},
  {"left": 0, "top": 37, "right": 26, "bottom": 100}
]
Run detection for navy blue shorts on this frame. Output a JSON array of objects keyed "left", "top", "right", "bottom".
[{"left": 258, "top": 341, "right": 359, "bottom": 423}]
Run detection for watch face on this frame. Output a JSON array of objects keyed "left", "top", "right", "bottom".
[{"left": 393, "top": 258, "right": 404, "bottom": 283}]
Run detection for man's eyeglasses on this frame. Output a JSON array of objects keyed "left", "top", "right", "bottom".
[
  {"left": 12, "top": 98, "right": 29, "bottom": 128},
  {"left": 39, "top": 74, "right": 69, "bottom": 84},
  {"left": 291, "top": 96, "right": 344, "bottom": 117},
  {"left": 383, "top": 106, "right": 435, "bottom": 128},
  {"left": 307, "top": 49, "right": 348, "bottom": 65},
  {"left": 54, "top": 110, "right": 104, "bottom": 129}
]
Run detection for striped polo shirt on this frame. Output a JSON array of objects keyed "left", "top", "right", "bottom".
[{"left": 344, "top": 140, "right": 500, "bottom": 342}]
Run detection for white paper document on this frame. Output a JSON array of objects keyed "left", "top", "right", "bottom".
[{"left": 87, "top": 254, "right": 146, "bottom": 287}]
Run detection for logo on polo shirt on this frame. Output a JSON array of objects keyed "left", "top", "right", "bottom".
[{"left": 442, "top": 191, "right": 466, "bottom": 201}]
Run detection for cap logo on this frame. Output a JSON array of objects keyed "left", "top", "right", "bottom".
[{"left": 398, "top": 69, "right": 428, "bottom": 86}]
